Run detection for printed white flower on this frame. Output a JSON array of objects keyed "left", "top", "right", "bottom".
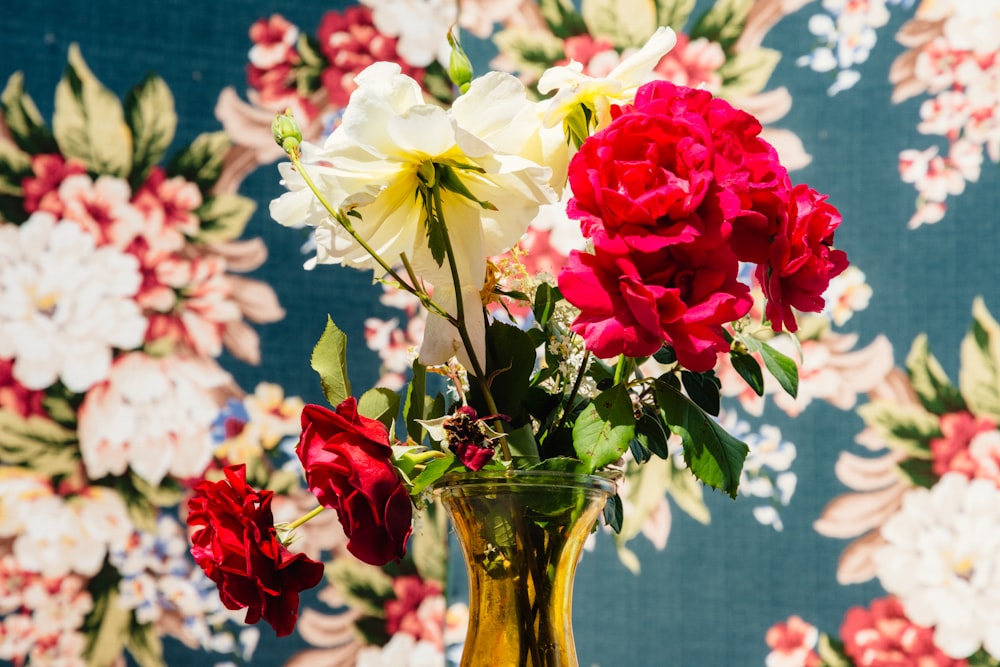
[
  {"left": 356, "top": 632, "right": 444, "bottom": 667},
  {"left": 77, "top": 352, "right": 230, "bottom": 485},
  {"left": 874, "top": 473, "right": 1000, "bottom": 659},
  {"left": 361, "top": 0, "right": 455, "bottom": 67},
  {"left": 0, "top": 213, "right": 147, "bottom": 392},
  {"left": 272, "top": 62, "right": 559, "bottom": 368},
  {"left": 822, "top": 265, "right": 873, "bottom": 326},
  {"left": 538, "top": 26, "right": 677, "bottom": 129}
]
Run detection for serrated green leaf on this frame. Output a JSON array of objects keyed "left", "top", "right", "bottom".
[
  {"left": 856, "top": 400, "right": 939, "bottom": 456},
  {"left": 906, "top": 333, "right": 965, "bottom": 415},
  {"left": 581, "top": 0, "right": 658, "bottom": 48},
  {"left": 635, "top": 407, "right": 670, "bottom": 459},
  {"left": 358, "top": 387, "right": 401, "bottom": 432},
  {"left": 690, "top": 0, "right": 754, "bottom": 51},
  {"left": 572, "top": 383, "right": 636, "bottom": 473},
  {"left": 718, "top": 47, "right": 782, "bottom": 97},
  {"left": 1, "top": 71, "right": 58, "bottom": 154},
  {"left": 758, "top": 339, "right": 799, "bottom": 398},
  {"left": 166, "top": 130, "right": 230, "bottom": 192},
  {"left": 409, "top": 455, "right": 462, "bottom": 497},
  {"left": 53, "top": 44, "right": 132, "bottom": 178},
  {"left": 681, "top": 369, "right": 721, "bottom": 416},
  {"left": 193, "top": 193, "right": 256, "bottom": 243},
  {"left": 730, "top": 350, "right": 764, "bottom": 396},
  {"left": 125, "top": 73, "right": 176, "bottom": 184},
  {"left": 654, "top": 380, "right": 747, "bottom": 498},
  {"left": 405, "top": 361, "right": 427, "bottom": 443},
  {"left": 0, "top": 409, "right": 79, "bottom": 477},
  {"left": 311, "top": 316, "right": 352, "bottom": 408},
  {"left": 656, "top": 0, "right": 696, "bottom": 31},
  {"left": 959, "top": 297, "right": 1000, "bottom": 421}
]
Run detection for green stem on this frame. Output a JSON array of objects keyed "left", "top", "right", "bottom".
[{"left": 613, "top": 354, "right": 627, "bottom": 385}]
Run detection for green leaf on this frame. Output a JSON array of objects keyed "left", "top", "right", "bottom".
[
  {"left": 53, "top": 44, "right": 132, "bottom": 178},
  {"left": 0, "top": 409, "right": 79, "bottom": 478},
  {"left": 83, "top": 586, "right": 132, "bottom": 667},
  {"left": 311, "top": 316, "right": 352, "bottom": 408},
  {"left": 124, "top": 73, "right": 176, "bottom": 184},
  {"left": 635, "top": 407, "right": 670, "bottom": 458},
  {"left": 492, "top": 28, "right": 569, "bottom": 81},
  {"left": 681, "top": 369, "right": 721, "bottom": 416},
  {"left": 125, "top": 621, "right": 164, "bottom": 667},
  {"left": 718, "top": 47, "right": 782, "bottom": 97},
  {"left": 166, "top": 130, "right": 230, "bottom": 192},
  {"left": 730, "top": 350, "right": 765, "bottom": 396},
  {"left": 404, "top": 360, "right": 427, "bottom": 443},
  {"left": 480, "top": 321, "right": 536, "bottom": 421},
  {"left": 653, "top": 346, "right": 677, "bottom": 365},
  {"left": 324, "top": 557, "right": 394, "bottom": 617},
  {"left": 655, "top": 0, "right": 697, "bottom": 31},
  {"left": 532, "top": 282, "right": 562, "bottom": 328},
  {"left": 581, "top": 0, "right": 658, "bottom": 48},
  {"left": 506, "top": 422, "right": 540, "bottom": 461},
  {"left": 690, "top": 0, "right": 754, "bottom": 51},
  {"left": 654, "top": 380, "right": 747, "bottom": 498},
  {"left": 758, "top": 339, "right": 799, "bottom": 398},
  {"left": 602, "top": 493, "right": 624, "bottom": 532},
  {"left": 572, "top": 383, "right": 636, "bottom": 473},
  {"left": 906, "top": 333, "right": 965, "bottom": 415},
  {"left": 959, "top": 297, "right": 1000, "bottom": 421},
  {"left": 408, "top": 505, "right": 450, "bottom": 585},
  {"left": 358, "top": 387, "right": 401, "bottom": 432},
  {"left": 1, "top": 71, "right": 58, "bottom": 154},
  {"left": 537, "top": 0, "right": 589, "bottom": 38},
  {"left": 193, "top": 193, "right": 256, "bottom": 243},
  {"left": 409, "top": 455, "right": 462, "bottom": 497},
  {"left": 897, "top": 457, "right": 936, "bottom": 489},
  {"left": 857, "top": 400, "right": 939, "bottom": 456},
  {"left": 816, "top": 633, "right": 853, "bottom": 667}
]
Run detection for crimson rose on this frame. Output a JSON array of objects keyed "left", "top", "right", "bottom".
[
  {"left": 187, "top": 464, "right": 324, "bottom": 637},
  {"left": 297, "top": 398, "right": 412, "bottom": 565}
]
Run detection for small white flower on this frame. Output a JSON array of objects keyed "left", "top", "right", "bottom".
[{"left": 0, "top": 213, "right": 147, "bottom": 392}]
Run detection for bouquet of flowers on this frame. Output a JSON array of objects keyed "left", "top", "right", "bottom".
[{"left": 187, "top": 26, "right": 849, "bottom": 638}]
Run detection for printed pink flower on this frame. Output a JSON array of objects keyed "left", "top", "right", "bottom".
[
  {"left": 187, "top": 464, "right": 325, "bottom": 637},
  {"left": 765, "top": 615, "right": 822, "bottom": 667},
  {"left": 247, "top": 15, "right": 301, "bottom": 101},
  {"left": 931, "top": 411, "right": 1000, "bottom": 482},
  {"left": 384, "top": 576, "right": 445, "bottom": 647},
  {"left": 561, "top": 34, "right": 620, "bottom": 77},
  {"left": 21, "top": 154, "right": 86, "bottom": 217},
  {"left": 131, "top": 167, "right": 203, "bottom": 262},
  {"left": 840, "top": 596, "right": 967, "bottom": 667},
  {"left": 758, "top": 184, "right": 849, "bottom": 333},
  {"left": 297, "top": 399, "right": 412, "bottom": 565},
  {"left": 653, "top": 32, "right": 726, "bottom": 92},
  {"left": 56, "top": 173, "right": 144, "bottom": 250},
  {"left": 317, "top": 6, "right": 422, "bottom": 108}
]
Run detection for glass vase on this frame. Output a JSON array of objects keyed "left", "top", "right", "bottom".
[{"left": 431, "top": 470, "right": 617, "bottom": 667}]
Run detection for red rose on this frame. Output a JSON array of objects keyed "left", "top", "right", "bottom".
[
  {"left": 297, "top": 398, "right": 412, "bottom": 565},
  {"left": 559, "top": 232, "right": 752, "bottom": 371},
  {"left": 841, "top": 596, "right": 967, "bottom": 667},
  {"left": 758, "top": 184, "right": 849, "bottom": 332},
  {"left": 187, "top": 464, "right": 324, "bottom": 637}
]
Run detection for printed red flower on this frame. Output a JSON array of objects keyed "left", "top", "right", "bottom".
[
  {"left": 758, "top": 184, "right": 849, "bottom": 332},
  {"left": 297, "top": 398, "right": 412, "bottom": 565},
  {"left": 0, "top": 359, "right": 47, "bottom": 418},
  {"left": 187, "top": 464, "right": 324, "bottom": 637},
  {"left": 765, "top": 615, "right": 822, "bottom": 667},
  {"left": 21, "top": 154, "right": 87, "bottom": 217},
  {"left": 931, "top": 411, "right": 1000, "bottom": 481},
  {"left": 840, "top": 596, "right": 967, "bottom": 667},
  {"left": 384, "top": 575, "right": 444, "bottom": 645}
]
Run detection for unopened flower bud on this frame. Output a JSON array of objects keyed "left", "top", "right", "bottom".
[
  {"left": 272, "top": 110, "right": 302, "bottom": 156},
  {"left": 446, "top": 27, "right": 473, "bottom": 94}
]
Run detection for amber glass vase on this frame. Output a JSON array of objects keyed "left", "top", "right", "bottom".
[{"left": 432, "top": 470, "right": 617, "bottom": 667}]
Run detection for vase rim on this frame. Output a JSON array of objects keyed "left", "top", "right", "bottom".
[{"left": 427, "top": 468, "right": 620, "bottom": 495}]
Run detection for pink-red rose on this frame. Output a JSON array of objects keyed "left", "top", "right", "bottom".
[
  {"left": 758, "top": 184, "right": 849, "bottom": 332},
  {"left": 297, "top": 398, "right": 412, "bottom": 565},
  {"left": 187, "top": 464, "right": 324, "bottom": 637}
]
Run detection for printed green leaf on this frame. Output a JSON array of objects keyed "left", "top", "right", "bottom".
[
  {"left": 0, "top": 409, "right": 79, "bottom": 478},
  {"left": 856, "top": 400, "right": 939, "bottom": 456},
  {"left": 125, "top": 73, "right": 176, "bottom": 184},
  {"left": 83, "top": 584, "right": 132, "bottom": 667},
  {"left": 311, "top": 316, "right": 352, "bottom": 408},
  {"left": 53, "top": 44, "right": 132, "bottom": 178},
  {"left": 959, "top": 297, "right": 1000, "bottom": 421},
  {"left": 718, "top": 47, "right": 782, "bottom": 97},
  {"left": 906, "top": 333, "right": 965, "bottom": 415},
  {"left": 125, "top": 621, "right": 164, "bottom": 667},
  {"left": 408, "top": 506, "right": 449, "bottom": 585},
  {"left": 166, "top": 130, "right": 230, "bottom": 192},
  {"left": 1, "top": 71, "right": 58, "bottom": 154},
  {"left": 324, "top": 557, "right": 394, "bottom": 618},
  {"left": 537, "top": 0, "right": 588, "bottom": 38},
  {"left": 0, "top": 138, "right": 30, "bottom": 222},
  {"left": 654, "top": 380, "right": 747, "bottom": 498},
  {"left": 492, "top": 28, "right": 570, "bottom": 80},
  {"left": 816, "top": 633, "right": 853, "bottom": 667},
  {"left": 358, "top": 387, "right": 401, "bottom": 431},
  {"left": 193, "top": 193, "right": 256, "bottom": 243},
  {"left": 656, "top": 0, "right": 697, "bottom": 31},
  {"left": 405, "top": 360, "right": 427, "bottom": 443},
  {"left": 581, "top": 0, "right": 658, "bottom": 48},
  {"left": 572, "top": 383, "right": 636, "bottom": 473},
  {"left": 758, "top": 339, "right": 799, "bottom": 398},
  {"left": 690, "top": 0, "right": 753, "bottom": 51},
  {"left": 730, "top": 349, "right": 765, "bottom": 396}
]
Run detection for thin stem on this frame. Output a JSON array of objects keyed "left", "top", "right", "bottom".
[
  {"left": 279, "top": 505, "right": 325, "bottom": 541},
  {"left": 548, "top": 349, "right": 591, "bottom": 440}
]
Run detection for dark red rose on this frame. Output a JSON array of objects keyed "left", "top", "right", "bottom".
[
  {"left": 187, "top": 464, "right": 324, "bottom": 637},
  {"left": 297, "top": 398, "right": 412, "bottom": 565},
  {"left": 841, "top": 596, "right": 967, "bottom": 667},
  {"left": 758, "top": 184, "right": 849, "bottom": 332}
]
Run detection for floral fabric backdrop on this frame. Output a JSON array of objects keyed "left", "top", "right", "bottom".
[{"left": 1, "top": 0, "right": 999, "bottom": 665}]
